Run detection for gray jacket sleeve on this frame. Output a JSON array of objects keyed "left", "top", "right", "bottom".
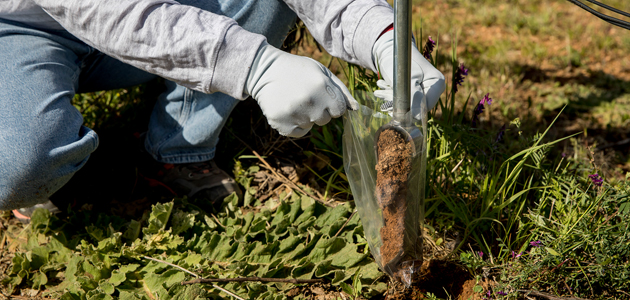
[
  {"left": 33, "top": 0, "right": 265, "bottom": 99},
  {"left": 283, "top": 0, "right": 393, "bottom": 72},
  {"left": 31, "top": 0, "right": 393, "bottom": 99}
]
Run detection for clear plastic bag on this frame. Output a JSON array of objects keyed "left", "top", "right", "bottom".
[{"left": 343, "top": 93, "right": 427, "bottom": 286}]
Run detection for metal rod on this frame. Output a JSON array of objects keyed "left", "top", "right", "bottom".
[{"left": 393, "top": 0, "right": 412, "bottom": 124}]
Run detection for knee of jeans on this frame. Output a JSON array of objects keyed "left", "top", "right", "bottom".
[
  {"left": 0, "top": 126, "right": 98, "bottom": 210},
  {"left": 236, "top": 0, "right": 297, "bottom": 47}
]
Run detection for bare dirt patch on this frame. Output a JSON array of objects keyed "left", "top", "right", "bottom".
[{"left": 383, "top": 260, "right": 483, "bottom": 300}]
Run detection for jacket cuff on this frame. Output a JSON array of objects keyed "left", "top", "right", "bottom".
[
  {"left": 352, "top": 4, "right": 394, "bottom": 72},
  {"left": 209, "top": 24, "right": 266, "bottom": 99}
]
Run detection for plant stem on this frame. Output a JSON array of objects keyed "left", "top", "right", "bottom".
[
  {"left": 252, "top": 150, "right": 331, "bottom": 206},
  {"left": 181, "top": 277, "right": 324, "bottom": 285},
  {"left": 142, "top": 256, "right": 199, "bottom": 278}
]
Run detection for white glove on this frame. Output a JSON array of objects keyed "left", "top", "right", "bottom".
[
  {"left": 372, "top": 30, "right": 445, "bottom": 119},
  {"left": 246, "top": 42, "right": 359, "bottom": 137}
]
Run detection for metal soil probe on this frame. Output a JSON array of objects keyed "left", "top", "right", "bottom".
[
  {"left": 374, "top": 0, "right": 424, "bottom": 282},
  {"left": 375, "top": 0, "right": 422, "bottom": 156}
]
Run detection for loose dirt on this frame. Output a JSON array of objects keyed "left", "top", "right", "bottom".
[
  {"left": 384, "top": 260, "right": 485, "bottom": 300},
  {"left": 375, "top": 128, "right": 418, "bottom": 280}
]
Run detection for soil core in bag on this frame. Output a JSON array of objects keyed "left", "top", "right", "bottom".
[{"left": 375, "top": 128, "right": 414, "bottom": 275}]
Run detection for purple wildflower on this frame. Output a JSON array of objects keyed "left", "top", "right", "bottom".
[
  {"left": 478, "top": 251, "right": 484, "bottom": 258},
  {"left": 562, "top": 152, "right": 567, "bottom": 158},
  {"left": 472, "top": 95, "right": 491, "bottom": 128},
  {"left": 480, "top": 93, "right": 493, "bottom": 105},
  {"left": 511, "top": 251, "right": 522, "bottom": 259},
  {"left": 423, "top": 36, "right": 436, "bottom": 60},
  {"left": 497, "top": 291, "right": 508, "bottom": 296},
  {"left": 529, "top": 240, "right": 543, "bottom": 248},
  {"left": 453, "top": 63, "right": 469, "bottom": 93},
  {"left": 588, "top": 173, "right": 604, "bottom": 186}
]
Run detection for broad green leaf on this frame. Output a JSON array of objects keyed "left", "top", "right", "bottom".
[
  {"left": 170, "top": 284, "right": 209, "bottom": 300},
  {"left": 314, "top": 204, "right": 349, "bottom": 228},
  {"left": 97, "top": 233, "right": 122, "bottom": 252},
  {"left": 231, "top": 241, "right": 258, "bottom": 261},
  {"left": 48, "top": 237, "right": 73, "bottom": 262},
  {"left": 314, "top": 260, "right": 339, "bottom": 277},
  {"left": 143, "top": 202, "right": 174, "bottom": 235},
  {"left": 240, "top": 211, "right": 255, "bottom": 233},
  {"left": 273, "top": 216, "right": 291, "bottom": 238},
  {"left": 183, "top": 253, "right": 203, "bottom": 267},
  {"left": 65, "top": 256, "right": 83, "bottom": 289},
  {"left": 247, "top": 241, "right": 279, "bottom": 264},
  {"left": 291, "top": 262, "right": 315, "bottom": 279},
  {"left": 203, "top": 215, "right": 217, "bottom": 229},
  {"left": 331, "top": 270, "right": 346, "bottom": 284},
  {"left": 118, "top": 290, "right": 145, "bottom": 300},
  {"left": 339, "top": 282, "right": 354, "bottom": 296},
  {"left": 277, "top": 234, "right": 302, "bottom": 254},
  {"left": 172, "top": 210, "right": 196, "bottom": 235},
  {"left": 359, "top": 262, "right": 382, "bottom": 281},
  {"left": 352, "top": 267, "right": 362, "bottom": 294},
  {"left": 87, "top": 292, "right": 113, "bottom": 300},
  {"left": 31, "top": 271, "right": 48, "bottom": 289},
  {"left": 109, "top": 270, "right": 127, "bottom": 286},
  {"left": 288, "top": 196, "right": 302, "bottom": 223},
  {"left": 271, "top": 201, "right": 291, "bottom": 225},
  {"left": 87, "top": 225, "right": 106, "bottom": 242},
  {"left": 296, "top": 216, "right": 317, "bottom": 234},
  {"left": 82, "top": 260, "right": 105, "bottom": 281},
  {"left": 309, "top": 237, "right": 345, "bottom": 263},
  {"left": 99, "top": 281, "right": 116, "bottom": 295},
  {"left": 295, "top": 201, "right": 316, "bottom": 225},
  {"left": 30, "top": 208, "right": 52, "bottom": 234},
  {"left": 123, "top": 220, "right": 142, "bottom": 242},
  {"left": 331, "top": 243, "right": 368, "bottom": 268}
]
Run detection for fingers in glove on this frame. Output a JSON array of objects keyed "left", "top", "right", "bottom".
[
  {"left": 313, "top": 110, "right": 333, "bottom": 126},
  {"left": 316, "top": 60, "right": 359, "bottom": 111},
  {"left": 373, "top": 89, "right": 393, "bottom": 102},
  {"left": 411, "top": 51, "right": 445, "bottom": 110},
  {"left": 287, "top": 126, "right": 311, "bottom": 138},
  {"left": 270, "top": 120, "right": 312, "bottom": 138},
  {"left": 376, "top": 79, "right": 391, "bottom": 90}
]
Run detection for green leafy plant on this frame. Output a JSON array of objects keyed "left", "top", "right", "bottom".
[{"left": 3, "top": 195, "right": 387, "bottom": 299}]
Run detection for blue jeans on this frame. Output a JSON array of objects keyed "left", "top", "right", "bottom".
[{"left": 0, "top": 0, "right": 296, "bottom": 210}]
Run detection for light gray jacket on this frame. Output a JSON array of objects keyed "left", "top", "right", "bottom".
[{"left": 0, "top": 0, "right": 394, "bottom": 99}]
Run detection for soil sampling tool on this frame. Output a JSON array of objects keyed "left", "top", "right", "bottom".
[
  {"left": 342, "top": 0, "right": 428, "bottom": 287},
  {"left": 372, "top": 0, "right": 425, "bottom": 284}
]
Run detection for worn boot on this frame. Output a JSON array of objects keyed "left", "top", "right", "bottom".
[
  {"left": 12, "top": 200, "right": 61, "bottom": 224},
  {"left": 159, "top": 160, "right": 242, "bottom": 206}
]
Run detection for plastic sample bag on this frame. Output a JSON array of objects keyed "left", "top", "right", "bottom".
[{"left": 343, "top": 94, "right": 427, "bottom": 286}]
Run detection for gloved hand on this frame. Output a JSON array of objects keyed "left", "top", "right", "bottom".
[
  {"left": 372, "top": 30, "right": 445, "bottom": 119},
  {"left": 246, "top": 42, "right": 359, "bottom": 137}
]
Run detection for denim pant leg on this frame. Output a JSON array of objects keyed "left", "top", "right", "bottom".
[
  {"left": 0, "top": 21, "right": 98, "bottom": 210},
  {"left": 0, "top": 19, "right": 157, "bottom": 210},
  {"left": 145, "top": 0, "right": 297, "bottom": 164}
]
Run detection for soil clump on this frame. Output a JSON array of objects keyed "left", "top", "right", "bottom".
[
  {"left": 383, "top": 260, "right": 482, "bottom": 300},
  {"left": 375, "top": 128, "right": 416, "bottom": 278}
]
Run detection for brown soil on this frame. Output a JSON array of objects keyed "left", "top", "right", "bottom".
[
  {"left": 384, "top": 260, "right": 486, "bottom": 300},
  {"left": 375, "top": 129, "right": 416, "bottom": 279}
]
